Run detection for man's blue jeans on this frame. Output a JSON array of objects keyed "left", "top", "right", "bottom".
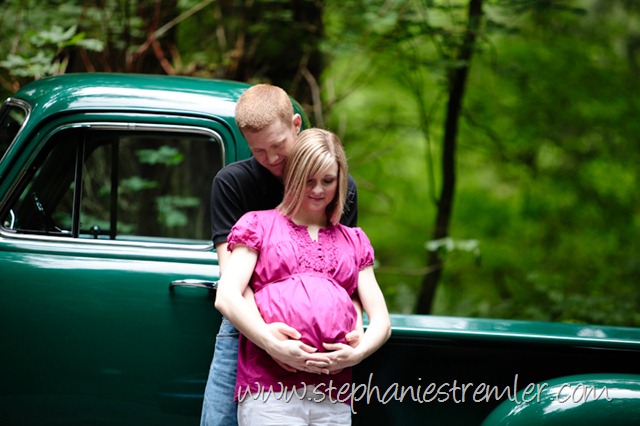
[{"left": 200, "top": 317, "right": 240, "bottom": 426}]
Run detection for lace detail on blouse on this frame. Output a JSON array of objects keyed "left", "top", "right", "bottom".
[{"left": 286, "top": 218, "right": 338, "bottom": 275}]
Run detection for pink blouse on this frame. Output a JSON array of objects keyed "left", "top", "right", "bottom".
[{"left": 227, "top": 209, "right": 374, "bottom": 402}]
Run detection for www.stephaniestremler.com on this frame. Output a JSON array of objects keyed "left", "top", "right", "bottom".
[{"left": 237, "top": 373, "right": 612, "bottom": 414}]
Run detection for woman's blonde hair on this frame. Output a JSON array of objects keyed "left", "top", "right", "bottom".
[
  {"left": 278, "top": 128, "right": 349, "bottom": 225},
  {"left": 235, "top": 84, "right": 293, "bottom": 135}
]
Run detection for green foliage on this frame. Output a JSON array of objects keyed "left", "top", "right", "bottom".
[
  {"left": 447, "top": 0, "right": 640, "bottom": 325},
  {"left": 120, "top": 177, "right": 157, "bottom": 192},
  {"left": 136, "top": 146, "right": 185, "bottom": 166},
  {"left": 157, "top": 195, "right": 200, "bottom": 227},
  {"left": 426, "top": 237, "right": 480, "bottom": 262},
  {"left": 325, "top": 0, "right": 640, "bottom": 326},
  {"left": 0, "top": 25, "right": 103, "bottom": 78},
  {"left": 0, "top": 1, "right": 105, "bottom": 91}
]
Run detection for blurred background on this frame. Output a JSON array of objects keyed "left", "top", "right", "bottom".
[{"left": 1, "top": 0, "right": 638, "bottom": 326}]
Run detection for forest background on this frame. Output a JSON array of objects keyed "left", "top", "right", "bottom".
[{"left": 1, "top": 0, "right": 639, "bottom": 327}]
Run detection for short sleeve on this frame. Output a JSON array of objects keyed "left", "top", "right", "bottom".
[
  {"left": 353, "top": 227, "right": 374, "bottom": 270},
  {"left": 227, "top": 212, "right": 263, "bottom": 252}
]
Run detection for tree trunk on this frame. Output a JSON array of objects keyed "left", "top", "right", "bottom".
[{"left": 415, "top": 0, "right": 484, "bottom": 314}]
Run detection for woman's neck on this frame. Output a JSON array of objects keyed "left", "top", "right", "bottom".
[{"left": 290, "top": 210, "right": 328, "bottom": 228}]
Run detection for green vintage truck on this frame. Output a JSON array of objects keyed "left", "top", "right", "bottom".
[{"left": 1, "top": 74, "right": 639, "bottom": 425}]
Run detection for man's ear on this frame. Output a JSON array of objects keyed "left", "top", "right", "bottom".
[{"left": 292, "top": 113, "right": 302, "bottom": 134}]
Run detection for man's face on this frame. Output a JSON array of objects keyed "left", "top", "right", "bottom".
[{"left": 245, "top": 114, "right": 301, "bottom": 179}]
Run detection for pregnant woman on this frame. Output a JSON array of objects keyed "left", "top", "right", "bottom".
[{"left": 214, "top": 128, "right": 390, "bottom": 426}]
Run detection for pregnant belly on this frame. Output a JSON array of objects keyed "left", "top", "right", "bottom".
[{"left": 254, "top": 275, "right": 357, "bottom": 351}]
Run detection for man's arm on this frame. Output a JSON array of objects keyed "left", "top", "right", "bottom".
[
  {"left": 320, "top": 266, "right": 391, "bottom": 372},
  {"left": 216, "top": 242, "right": 261, "bottom": 325},
  {"left": 217, "top": 242, "right": 265, "bottom": 315},
  {"left": 340, "top": 175, "right": 359, "bottom": 227},
  {"left": 215, "top": 242, "right": 231, "bottom": 274},
  {"left": 340, "top": 176, "right": 362, "bottom": 345},
  {"left": 214, "top": 245, "right": 332, "bottom": 372},
  {"left": 211, "top": 168, "right": 331, "bottom": 372},
  {"left": 216, "top": 242, "right": 330, "bottom": 373}
]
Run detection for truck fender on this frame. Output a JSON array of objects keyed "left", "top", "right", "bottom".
[{"left": 480, "top": 373, "right": 640, "bottom": 425}]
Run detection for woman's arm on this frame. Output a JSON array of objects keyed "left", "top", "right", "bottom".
[
  {"left": 214, "top": 245, "right": 332, "bottom": 372},
  {"left": 321, "top": 265, "right": 391, "bottom": 371}
]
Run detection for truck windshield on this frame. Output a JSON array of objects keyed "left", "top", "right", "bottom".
[{"left": 0, "top": 102, "right": 28, "bottom": 161}]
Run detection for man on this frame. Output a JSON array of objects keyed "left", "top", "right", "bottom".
[{"left": 200, "top": 84, "right": 359, "bottom": 426}]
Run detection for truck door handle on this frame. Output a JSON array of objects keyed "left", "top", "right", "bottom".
[{"left": 169, "top": 279, "right": 218, "bottom": 291}]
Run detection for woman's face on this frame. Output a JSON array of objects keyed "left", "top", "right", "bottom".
[{"left": 302, "top": 162, "right": 339, "bottom": 215}]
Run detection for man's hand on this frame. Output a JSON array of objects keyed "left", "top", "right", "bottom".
[
  {"left": 304, "top": 342, "right": 358, "bottom": 375},
  {"left": 344, "top": 328, "right": 362, "bottom": 348},
  {"left": 304, "top": 325, "right": 363, "bottom": 375},
  {"left": 265, "top": 322, "right": 331, "bottom": 374},
  {"left": 317, "top": 342, "right": 362, "bottom": 375}
]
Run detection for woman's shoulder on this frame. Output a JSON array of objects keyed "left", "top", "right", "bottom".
[
  {"left": 334, "top": 224, "right": 375, "bottom": 266},
  {"left": 229, "top": 210, "right": 284, "bottom": 248},
  {"left": 239, "top": 208, "right": 280, "bottom": 220},
  {"left": 334, "top": 223, "right": 369, "bottom": 241},
  {"left": 335, "top": 222, "right": 363, "bottom": 233},
  {"left": 235, "top": 209, "right": 286, "bottom": 231}
]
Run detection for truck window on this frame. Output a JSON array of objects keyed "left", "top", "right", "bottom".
[{"left": 1, "top": 124, "right": 223, "bottom": 245}]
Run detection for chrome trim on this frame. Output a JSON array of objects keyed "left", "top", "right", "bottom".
[
  {"left": 170, "top": 279, "right": 218, "bottom": 291},
  {"left": 0, "top": 98, "right": 32, "bottom": 165},
  {"left": 0, "top": 227, "right": 217, "bottom": 252},
  {"left": 7, "top": 209, "right": 15, "bottom": 229}
]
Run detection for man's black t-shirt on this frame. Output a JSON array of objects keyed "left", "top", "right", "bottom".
[{"left": 211, "top": 157, "right": 358, "bottom": 245}]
